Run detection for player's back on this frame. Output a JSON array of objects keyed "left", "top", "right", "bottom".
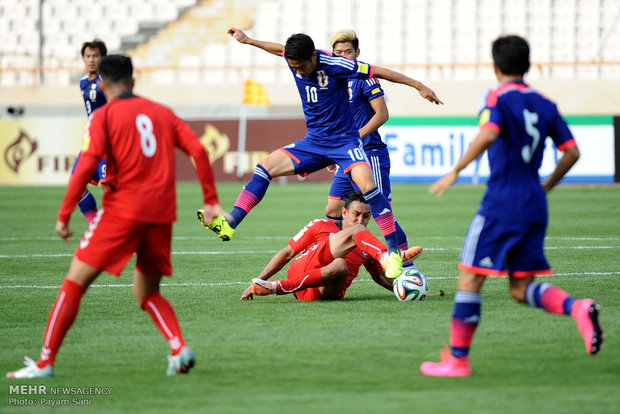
[
  {"left": 480, "top": 81, "right": 574, "bottom": 220},
  {"left": 92, "top": 93, "right": 187, "bottom": 223}
]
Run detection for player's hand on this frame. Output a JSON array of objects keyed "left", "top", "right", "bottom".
[
  {"left": 240, "top": 285, "right": 253, "bottom": 300},
  {"left": 418, "top": 85, "right": 444, "bottom": 105},
  {"left": 429, "top": 170, "right": 458, "bottom": 197},
  {"left": 326, "top": 164, "right": 338, "bottom": 173},
  {"left": 201, "top": 203, "right": 227, "bottom": 223},
  {"left": 55, "top": 220, "right": 74, "bottom": 244},
  {"left": 227, "top": 27, "right": 250, "bottom": 44}
]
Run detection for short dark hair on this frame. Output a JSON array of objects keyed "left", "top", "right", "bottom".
[
  {"left": 80, "top": 38, "right": 107, "bottom": 57},
  {"left": 492, "top": 35, "right": 530, "bottom": 76},
  {"left": 99, "top": 55, "right": 133, "bottom": 85},
  {"left": 284, "top": 33, "right": 315, "bottom": 61},
  {"left": 344, "top": 191, "right": 368, "bottom": 209}
]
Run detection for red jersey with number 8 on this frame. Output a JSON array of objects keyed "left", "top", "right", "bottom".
[{"left": 79, "top": 93, "right": 217, "bottom": 223}]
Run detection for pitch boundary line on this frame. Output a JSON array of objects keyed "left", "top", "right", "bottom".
[
  {"left": 1, "top": 245, "right": 618, "bottom": 259},
  {"left": 0, "top": 272, "right": 616, "bottom": 290}
]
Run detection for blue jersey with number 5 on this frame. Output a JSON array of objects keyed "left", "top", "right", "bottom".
[
  {"left": 286, "top": 50, "right": 374, "bottom": 141},
  {"left": 80, "top": 74, "right": 107, "bottom": 116},
  {"left": 478, "top": 81, "right": 576, "bottom": 221}
]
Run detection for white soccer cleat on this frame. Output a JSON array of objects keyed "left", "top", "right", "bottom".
[
  {"left": 6, "top": 356, "right": 54, "bottom": 379},
  {"left": 166, "top": 346, "right": 196, "bottom": 376}
]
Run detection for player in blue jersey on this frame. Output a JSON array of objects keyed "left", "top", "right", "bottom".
[
  {"left": 72, "top": 39, "right": 108, "bottom": 224},
  {"left": 326, "top": 29, "right": 429, "bottom": 265},
  {"left": 198, "top": 28, "right": 442, "bottom": 278},
  {"left": 420, "top": 35, "right": 603, "bottom": 377}
]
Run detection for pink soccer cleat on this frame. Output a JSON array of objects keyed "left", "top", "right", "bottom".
[
  {"left": 420, "top": 346, "right": 471, "bottom": 377},
  {"left": 571, "top": 299, "right": 604, "bottom": 355}
]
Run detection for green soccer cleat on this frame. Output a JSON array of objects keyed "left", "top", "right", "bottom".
[
  {"left": 383, "top": 251, "right": 403, "bottom": 279},
  {"left": 197, "top": 210, "right": 235, "bottom": 241},
  {"left": 167, "top": 346, "right": 196, "bottom": 376}
]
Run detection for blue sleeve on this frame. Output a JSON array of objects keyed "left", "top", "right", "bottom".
[{"left": 362, "top": 78, "right": 384, "bottom": 102}]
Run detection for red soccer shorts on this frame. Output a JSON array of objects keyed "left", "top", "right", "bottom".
[
  {"left": 75, "top": 210, "right": 172, "bottom": 277},
  {"left": 288, "top": 240, "right": 337, "bottom": 301}
]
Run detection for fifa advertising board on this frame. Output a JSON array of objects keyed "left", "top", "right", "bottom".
[
  {"left": 0, "top": 115, "right": 615, "bottom": 185},
  {"left": 381, "top": 116, "right": 615, "bottom": 183}
]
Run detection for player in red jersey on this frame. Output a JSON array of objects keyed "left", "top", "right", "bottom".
[
  {"left": 6, "top": 55, "right": 225, "bottom": 378},
  {"left": 239, "top": 192, "right": 422, "bottom": 301}
]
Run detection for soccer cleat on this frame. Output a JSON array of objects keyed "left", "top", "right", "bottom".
[
  {"left": 382, "top": 252, "right": 403, "bottom": 279},
  {"left": 251, "top": 278, "right": 275, "bottom": 296},
  {"left": 197, "top": 210, "right": 235, "bottom": 241},
  {"left": 6, "top": 356, "right": 54, "bottom": 379},
  {"left": 571, "top": 299, "right": 604, "bottom": 355},
  {"left": 420, "top": 346, "right": 471, "bottom": 377},
  {"left": 402, "top": 245, "right": 423, "bottom": 262},
  {"left": 167, "top": 346, "right": 196, "bottom": 376}
]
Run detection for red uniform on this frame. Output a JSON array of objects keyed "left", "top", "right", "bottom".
[
  {"left": 287, "top": 219, "right": 383, "bottom": 300},
  {"left": 59, "top": 92, "right": 218, "bottom": 276}
]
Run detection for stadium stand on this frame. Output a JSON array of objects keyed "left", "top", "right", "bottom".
[{"left": 0, "top": 0, "right": 618, "bottom": 87}]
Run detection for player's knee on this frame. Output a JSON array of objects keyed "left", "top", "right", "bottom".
[
  {"left": 330, "top": 258, "right": 349, "bottom": 277},
  {"left": 509, "top": 284, "right": 527, "bottom": 303}
]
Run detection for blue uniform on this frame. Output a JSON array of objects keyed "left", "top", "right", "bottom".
[
  {"left": 328, "top": 77, "right": 391, "bottom": 201},
  {"left": 74, "top": 74, "right": 107, "bottom": 183},
  {"left": 460, "top": 81, "right": 576, "bottom": 277},
  {"left": 280, "top": 50, "right": 375, "bottom": 175}
]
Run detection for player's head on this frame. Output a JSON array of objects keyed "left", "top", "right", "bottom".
[
  {"left": 491, "top": 35, "right": 530, "bottom": 77},
  {"left": 98, "top": 55, "right": 134, "bottom": 96},
  {"left": 330, "top": 29, "right": 360, "bottom": 60},
  {"left": 284, "top": 33, "right": 317, "bottom": 77},
  {"left": 342, "top": 191, "right": 371, "bottom": 228},
  {"left": 81, "top": 39, "right": 107, "bottom": 75}
]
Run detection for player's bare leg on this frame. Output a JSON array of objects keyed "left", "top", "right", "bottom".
[
  {"left": 135, "top": 271, "right": 195, "bottom": 375},
  {"left": 325, "top": 198, "right": 346, "bottom": 221},
  {"left": 349, "top": 164, "right": 401, "bottom": 277}
]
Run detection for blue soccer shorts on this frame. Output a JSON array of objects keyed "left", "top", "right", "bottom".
[
  {"left": 328, "top": 147, "right": 392, "bottom": 201},
  {"left": 458, "top": 214, "right": 552, "bottom": 278},
  {"left": 72, "top": 151, "right": 107, "bottom": 185},
  {"left": 278, "top": 135, "right": 370, "bottom": 178}
]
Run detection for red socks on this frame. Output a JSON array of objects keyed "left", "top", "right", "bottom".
[
  {"left": 38, "top": 279, "right": 85, "bottom": 368},
  {"left": 354, "top": 229, "right": 387, "bottom": 262},
  {"left": 275, "top": 268, "right": 324, "bottom": 294},
  {"left": 141, "top": 293, "right": 186, "bottom": 355}
]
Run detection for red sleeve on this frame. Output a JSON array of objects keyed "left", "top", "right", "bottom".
[
  {"left": 288, "top": 220, "right": 324, "bottom": 254},
  {"left": 57, "top": 153, "right": 99, "bottom": 223},
  {"left": 173, "top": 114, "right": 219, "bottom": 205}
]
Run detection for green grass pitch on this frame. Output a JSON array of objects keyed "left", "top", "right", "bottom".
[{"left": 1, "top": 182, "right": 619, "bottom": 413}]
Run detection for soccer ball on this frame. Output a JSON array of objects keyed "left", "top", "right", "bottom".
[{"left": 393, "top": 269, "right": 428, "bottom": 301}]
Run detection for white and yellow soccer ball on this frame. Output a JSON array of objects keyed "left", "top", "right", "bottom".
[{"left": 393, "top": 268, "right": 428, "bottom": 301}]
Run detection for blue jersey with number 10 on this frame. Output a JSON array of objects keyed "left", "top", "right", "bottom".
[
  {"left": 286, "top": 50, "right": 374, "bottom": 141},
  {"left": 478, "top": 81, "right": 576, "bottom": 221},
  {"left": 80, "top": 74, "right": 107, "bottom": 116}
]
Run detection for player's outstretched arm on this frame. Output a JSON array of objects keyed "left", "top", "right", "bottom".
[
  {"left": 370, "top": 271, "right": 394, "bottom": 292},
  {"left": 541, "top": 144, "right": 580, "bottom": 193},
  {"left": 240, "top": 245, "right": 296, "bottom": 300},
  {"left": 227, "top": 27, "right": 284, "bottom": 56},
  {"left": 430, "top": 128, "right": 498, "bottom": 197},
  {"left": 372, "top": 66, "right": 443, "bottom": 105}
]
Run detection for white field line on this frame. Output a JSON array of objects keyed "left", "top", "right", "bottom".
[
  {"left": 1, "top": 236, "right": 619, "bottom": 243},
  {"left": 1, "top": 245, "right": 619, "bottom": 259},
  {"left": 0, "top": 272, "right": 616, "bottom": 290}
]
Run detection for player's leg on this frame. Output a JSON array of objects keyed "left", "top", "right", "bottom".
[
  {"left": 348, "top": 164, "right": 401, "bottom": 277},
  {"left": 71, "top": 152, "right": 102, "bottom": 224},
  {"left": 134, "top": 222, "right": 195, "bottom": 374},
  {"left": 6, "top": 258, "right": 100, "bottom": 378},
  {"left": 509, "top": 221, "right": 603, "bottom": 355},
  {"left": 420, "top": 270, "right": 484, "bottom": 377},
  {"left": 325, "top": 167, "right": 352, "bottom": 221}
]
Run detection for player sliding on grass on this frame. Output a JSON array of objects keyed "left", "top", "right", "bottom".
[
  {"left": 420, "top": 35, "right": 603, "bottom": 378},
  {"left": 198, "top": 28, "right": 442, "bottom": 279},
  {"left": 240, "top": 191, "right": 422, "bottom": 301},
  {"left": 6, "top": 55, "right": 224, "bottom": 378}
]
